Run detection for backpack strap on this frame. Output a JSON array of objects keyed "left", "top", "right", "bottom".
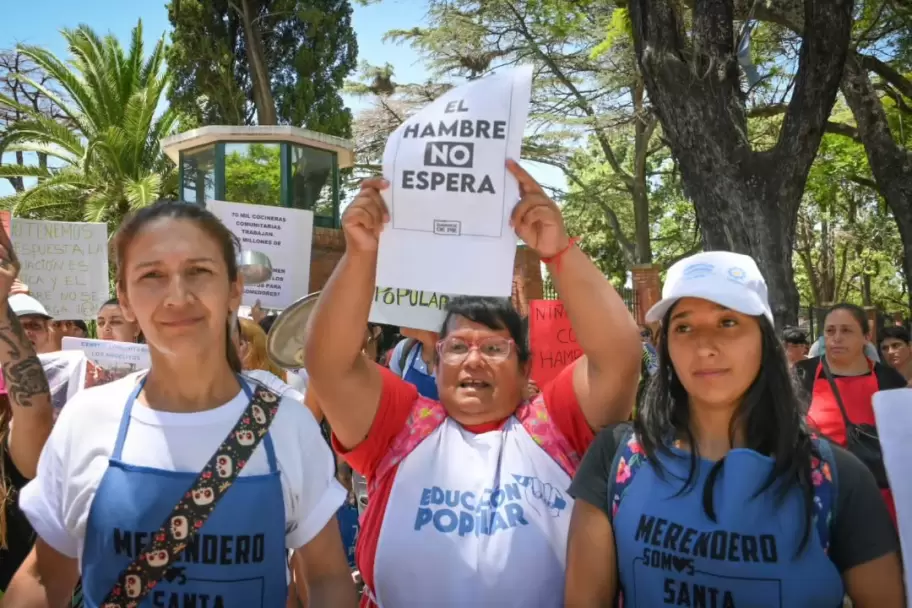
[
  {"left": 811, "top": 436, "right": 839, "bottom": 554},
  {"left": 606, "top": 425, "right": 642, "bottom": 522},
  {"left": 369, "top": 396, "right": 447, "bottom": 493},
  {"left": 396, "top": 339, "right": 418, "bottom": 377}
]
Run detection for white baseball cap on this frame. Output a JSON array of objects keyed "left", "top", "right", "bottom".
[
  {"left": 645, "top": 251, "right": 773, "bottom": 325},
  {"left": 9, "top": 293, "right": 52, "bottom": 319}
]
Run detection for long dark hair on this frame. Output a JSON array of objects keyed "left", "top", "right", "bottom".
[
  {"left": 113, "top": 200, "right": 242, "bottom": 373},
  {"left": 633, "top": 305, "right": 819, "bottom": 553}
]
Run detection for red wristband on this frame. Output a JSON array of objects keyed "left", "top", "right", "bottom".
[{"left": 541, "top": 237, "right": 578, "bottom": 272}]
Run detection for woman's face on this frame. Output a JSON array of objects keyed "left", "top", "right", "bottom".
[
  {"left": 118, "top": 218, "right": 241, "bottom": 362},
  {"left": 666, "top": 298, "right": 763, "bottom": 411},
  {"left": 436, "top": 315, "right": 527, "bottom": 426},
  {"left": 97, "top": 304, "right": 139, "bottom": 343},
  {"left": 823, "top": 309, "right": 867, "bottom": 363}
]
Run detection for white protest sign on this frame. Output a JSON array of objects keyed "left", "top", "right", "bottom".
[
  {"left": 378, "top": 65, "right": 533, "bottom": 297},
  {"left": 62, "top": 337, "right": 151, "bottom": 391},
  {"left": 207, "top": 200, "right": 313, "bottom": 309},
  {"left": 873, "top": 388, "right": 912, "bottom": 606},
  {"left": 11, "top": 219, "right": 109, "bottom": 319},
  {"left": 369, "top": 286, "right": 453, "bottom": 332}
]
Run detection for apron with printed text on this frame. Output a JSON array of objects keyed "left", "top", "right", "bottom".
[
  {"left": 81, "top": 379, "right": 289, "bottom": 607},
  {"left": 614, "top": 448, "right": 844, "bottom": 607},
  {"left": 371, "top": 417, "right": 572, "bottom": 607},
  {"left": 403, "top": 344, "right": 439, "bottom": 401},
  {"left": 807, "top": 361, "right": 896, "bottom": 524}
]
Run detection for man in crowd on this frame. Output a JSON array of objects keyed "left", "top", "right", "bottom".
[
  {"left": 782, "top": 327, "right": 810, "bottom": 365},
  {"left": 880, "top": 326, "right": 912, "bottom": 385}
]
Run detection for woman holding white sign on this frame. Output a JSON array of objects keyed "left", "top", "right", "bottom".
[
  {"left": 305, "top": 160, "right": 642, "bottom": 607},
  {"left": 6, "top": 201, "right": 356, "bottom": 607}
]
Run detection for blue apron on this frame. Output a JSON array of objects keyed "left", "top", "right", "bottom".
[
  {"left": 81, "top": 377, "right": 288, "bottom": 607},
  {"left": 403, "top": 344, "right": 439, "bottom": 401},
  {"left": 336, "top": 502, "right": 359, "bottom": 569},
  {"left": 614, "top": 447, "right": 844, "bottom": 607}
]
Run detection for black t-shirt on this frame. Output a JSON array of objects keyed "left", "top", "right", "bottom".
[
  {"left": 0, "top": 446, "right": 35, "bottom": 591},
  {"left": 569, "top": 423, "right": 899, "bottom": 573},
  {"left": 795, "top": 356, "right": 908, "bottom": 402}
]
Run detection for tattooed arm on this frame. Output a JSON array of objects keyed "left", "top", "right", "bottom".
[{"left": 1, "top": 303, "right": 53, "bottom": 479}]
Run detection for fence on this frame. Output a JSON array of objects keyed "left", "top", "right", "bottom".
[{"left": 542, "top": 282, "right": 638, "bottom": 318}]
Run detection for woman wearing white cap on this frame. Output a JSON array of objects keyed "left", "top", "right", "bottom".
[{"left": 565, "top": 251, "right": 903, "bottom": 607}]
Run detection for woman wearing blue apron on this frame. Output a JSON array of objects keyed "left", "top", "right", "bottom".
[
  {"left": 388, "top": 332, "right": 439, "bottom": 400},
  {"left": 6, "top": 201, "right": 357, "bottom": 607},
  {"left": 565, "top": 251, "right": 903, "bottom": 607}
]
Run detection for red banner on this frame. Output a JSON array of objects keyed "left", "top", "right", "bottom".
[{"left": 529, "top": 299, "right": 582, "bottom": 386}]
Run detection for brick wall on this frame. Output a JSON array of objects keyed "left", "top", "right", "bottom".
[
  {"left": 631, "top": 263, "right": 662, "bottom": 325},
  {"left": 308, "top": 228, "right": 543, "bottom": 311}
]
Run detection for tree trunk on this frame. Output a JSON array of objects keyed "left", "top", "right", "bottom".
[
  {"left": 627, "top": 0, "right": 853, "bottom": 328},
  {"left": 841, "top": 53, "right": 912, "bottom": 314},
  {"left": 632, "top": 78, "right": 655, "bottom": 264},
  {"left": 239, "top": 0, "right": 278, "bottom": 125}
]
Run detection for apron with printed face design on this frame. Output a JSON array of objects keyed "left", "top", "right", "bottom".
[
  {"left": 614, "top": 447, "right": 844, "bottom": 608},
  {"left": 371, "top": 417, "right": 572, "bottom": 607},
  {"left": 81, "top": 378, "right": 289, "bottom": 607}
]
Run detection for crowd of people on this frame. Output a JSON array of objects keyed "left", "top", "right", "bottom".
[{"left": 0, "top": 159, "right": 905, "bottom": 607}]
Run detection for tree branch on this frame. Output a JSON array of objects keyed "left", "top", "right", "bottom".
[
  {"left": 860, "top": 53, "right": 912, "bottom": 101},
  {"left": 502, "top": 0, "right": 634, "bottom": 186},
  {"left": 748, "top": 103, "right": 860, "bottom": 142}
]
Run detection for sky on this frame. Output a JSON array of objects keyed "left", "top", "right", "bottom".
[{"left": 0, "top": 0, "right": 564, "bottom": 197}]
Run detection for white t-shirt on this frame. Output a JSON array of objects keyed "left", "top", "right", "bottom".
[
  {"left": 19, "top": 373, "right": 345, "bottom": 571},
  {"left": 243, "top": 369, "right": 305, "bottom": 402}
]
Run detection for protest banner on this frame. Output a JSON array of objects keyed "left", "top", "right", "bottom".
[
  {"left": 377, "top": 65, "right": 533, "bottom": 297},
  {"left": 11, "top": 219, "right": 109, "bottom": 319},
  {"left": 369, "top": 286, "right": 452, "bottom": 332},
  {"left": 62, "top": 337, "right": 151, "bottom": 390},
  {"left": 207, "top": 200, "right": 313, "bottom": 309},
  {"left": 873, "top": 388, "right": 912, "bottom": 607},
  {"left": 529, "top": 299, "right": 582, "bottom": 386}
]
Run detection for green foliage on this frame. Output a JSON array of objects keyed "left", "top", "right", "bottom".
[
  {"left": 796, "top": 128, "right": 907, "bottom": 312},
  {"left": 166, "top": 0, "right": 358, "bottom": 136},
  {"left": 224, "top": 144, "right": 282, "bottom": 207},
  {"left": 0, "top": 21, "right": 176, "bottom": 225}
]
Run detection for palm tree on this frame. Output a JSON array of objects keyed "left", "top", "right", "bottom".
[{"left": 0, "top": 21, "right": 177, "bottom": 223}]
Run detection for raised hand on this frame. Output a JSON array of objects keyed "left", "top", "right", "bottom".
[
  {"left": 342, "top": 178, "right": 390, "bottom": 253},
  {"left": 507, "top": 159, "right": 570, "bottom": 258}
]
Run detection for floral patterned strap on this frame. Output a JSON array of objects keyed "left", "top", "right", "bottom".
[
  {"left": 369, "top": 396, "right": 447, "bottom": 494},
  {"left": 101, "top": 385, "right": 281, "bottom": 608}
]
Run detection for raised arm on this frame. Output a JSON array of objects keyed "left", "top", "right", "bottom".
[
  {"left": 0, "top": 227, "right": 53, "bottom": 478},
  {"left": 304, "top": 178, "right": 388, "bottom": 449},
  {"left": 508, "top": 160, "right": 640, "bottom": 428}
]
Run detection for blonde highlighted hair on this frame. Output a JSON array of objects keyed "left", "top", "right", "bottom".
[{"left": 238, "top": 317, "right": 285, "bottom": 378}]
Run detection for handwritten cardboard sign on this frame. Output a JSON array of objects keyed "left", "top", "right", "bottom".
[
  {"left": 369, "top": 286, "right": 452, "bottom": 332},
  {"left": 377, "top": 64, "right": 533, "bottom": 297},
  {"left": 11, "top": 219, "right": 109, "bottom": 319},
  {"left": 207, "top": 200, "right": 313, "bottom": 309},
  {"left": 529, "top": 299, "right": 582, "bottom": 386}
]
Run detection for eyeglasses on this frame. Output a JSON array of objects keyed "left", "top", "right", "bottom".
[{"left": 436, "top": 336, "right": 514, "bottom": 364}]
